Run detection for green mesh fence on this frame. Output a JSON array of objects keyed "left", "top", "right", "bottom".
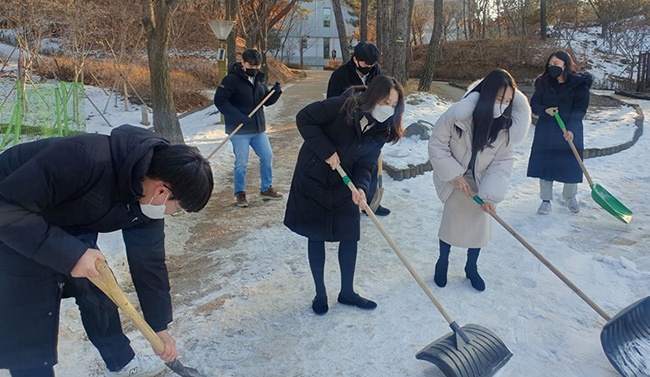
[{"left": 0, "top": 81, "right": 86, "bottom": 150}]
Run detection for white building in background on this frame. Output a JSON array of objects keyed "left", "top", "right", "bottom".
[{"left": 277, "top": 0, "right": 355, "bottom": 68}]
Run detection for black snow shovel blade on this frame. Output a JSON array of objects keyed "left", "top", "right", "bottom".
[
  {"left": 416, "top": 323, "right": 512, "bottom": 377},
  {"left": 601, "top": 296, "right": 650, "bottom": 377}
]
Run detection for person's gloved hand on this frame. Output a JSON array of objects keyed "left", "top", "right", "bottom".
[
  {"left": 271, "top": 81, "right": 282, "bottom": 93},
  {"left": 240, "top": 115, "right": 254, "bottom": 125}
]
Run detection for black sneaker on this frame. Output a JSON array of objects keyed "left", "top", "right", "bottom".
[
  {"left": 337, "top": 293, "right": 377, "bottom": 310},
  {"left": 236, "top": 191, "right": 249, "bottom": 207}
]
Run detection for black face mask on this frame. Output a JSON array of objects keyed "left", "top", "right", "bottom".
[
  {"left": 356, "top": 63, "right": 373, "bottom": 75},
  {"left": 548, "top": 65, "right": 564, "bottom": 78},
  {"left": 245, "top": 68, "right": 259, "bottom": 77}
]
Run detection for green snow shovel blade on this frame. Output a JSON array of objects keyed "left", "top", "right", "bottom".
[
  {"left": 416, "top": 323, "right": 512, "bottom": 377},
  {"left": 601, "top": 296, "right": 650, "bottom": 377},
  {"left": 553, "top": 111, "right": 632, "bottom": 223},
  {"left": 590, "top": 183, "right": 633, "bottom": 224}
]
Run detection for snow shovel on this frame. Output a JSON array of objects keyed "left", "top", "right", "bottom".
[
  {"left": 474, "top": 195, "right": 650, "bottom": 376},
  {"left": 553, "top": 111, "right": 632, "bottom": 224},
  {"left": 206, "top": 89, "right": 276, "bottom": 159},
  {"left": 368, "top": 153, "right": 384, "bottom": 212},
  {"left": 89, "top": 260, "right": 206, "bottom": 377},
  {"left": 336, "top": 165, "right": 512, "bottom": 377}
]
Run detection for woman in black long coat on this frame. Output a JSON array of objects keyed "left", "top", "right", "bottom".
[
  {"left": 284, "top": 75, "right": 404, "bottom": 315},
  {"left": 527, "top": 50, "right": 592, "bottom": 215}
]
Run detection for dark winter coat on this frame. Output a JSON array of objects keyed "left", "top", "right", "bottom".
[
  {"left": 0, "top": 125, "right": 173, "bottom": 368},
  {"left": 214, "top": 62, "right": 282, "bottom": 134},
  {"left": 326, "top": 59, "right": 382, "bottom": 98},
  {"left": 284, "top": 89, "right": 389, "bottom": 241},
  {"left": 527, "top": 72, "right": 592, "bottom": 183}
]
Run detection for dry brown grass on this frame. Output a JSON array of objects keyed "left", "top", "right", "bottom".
[
  {"left": 410, "top": 38, "right": 561, "bottom": 84},
  {"left": 33, "top": 43, "right": 301, "bottom": 112}
]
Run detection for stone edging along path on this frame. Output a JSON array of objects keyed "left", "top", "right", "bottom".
[{"left": 384, "top": 95, "right": 644, "bottom": 182}]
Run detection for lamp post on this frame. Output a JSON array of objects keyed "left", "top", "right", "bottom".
[{"left": 208, "top": 20, "right": 234, "bottom": 123}]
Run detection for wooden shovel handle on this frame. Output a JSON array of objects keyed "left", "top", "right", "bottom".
[
  {"left": 88, "top": 260, "right": 166, "bottom": 353},
  {"left": 207, "top": 89, "right": 277, "bottom": 159},
  {"left": 553, "top": 111, "right": 594, "bottom": 186},
  {"left": 473, "top": 195, "right": 612, "bottom": 321},
  {"left": 335, "top": 165, "right": 456, "bottom": 325}
]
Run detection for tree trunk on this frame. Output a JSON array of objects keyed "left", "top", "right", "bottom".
[
  {"left": 360, "top": 0, "right": 368, "bottom": 42},
  {"left": 332, "top": 0, "right": 350, "bottom": 62},
  {"left": 142, "top": 0, "right": 184, "bottom": 144},
  {"left": 226, "top": 0, "right": 239, "bottom": 68},
  {"left": 377, "top": 0, "right": 391, "bottom": 67},
  {"left": 388, "top": 0, "right": 410, "bottom": 84},
  {"left": 540, "top": 0, "right": 547, "bottom": 39},
  {"left": 418, "top": 0, "right": 443, "bottom": 91}
]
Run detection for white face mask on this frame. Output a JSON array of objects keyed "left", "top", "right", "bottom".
[
  {"left": 140, "top": 192, "right": 169, "bottom": 219},
  {"left": 371, "top": 104, "right": 394, "bottom": 123},
  {"left": 493, "top": 103, "right": 506, "bottom": 119}
]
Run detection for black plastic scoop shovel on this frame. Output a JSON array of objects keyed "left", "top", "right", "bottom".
[
  {"left": 474, "top": 195, "right": 650, "bottom": 376},
  {"left": 336, "top": 165, "right": 512, "bottom": 377}
]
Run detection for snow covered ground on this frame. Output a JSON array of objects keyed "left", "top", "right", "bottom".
[
  {"left": 1, "top": 36, "right": 649, "bottom": 377},
  {"left": 1, "top": 81, "right": 645, "bottom": 377}
]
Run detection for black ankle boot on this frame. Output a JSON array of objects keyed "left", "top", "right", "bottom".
[
  {"left": 312, "top": 295, "right": 328, "bottom": 315},
  {"left": 464, "top": 266, "right": 485, "bottom": 291},
  {"left": 434, "top": 259, "right": 448, "bottom": 287}
]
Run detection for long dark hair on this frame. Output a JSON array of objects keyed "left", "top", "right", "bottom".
[
  {"left": 341, "top": 75, "right": 405, "bottom": 143},
  {"left": 537, "top": 50, "right": 577, "bottom": 90},
  {"left": 467, "top": 69, "right": 516, "bottom": 153}
]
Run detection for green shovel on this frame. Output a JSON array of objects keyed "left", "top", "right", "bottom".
[{"left": 553, "top": 111, "right": 632, "bottom": 223}]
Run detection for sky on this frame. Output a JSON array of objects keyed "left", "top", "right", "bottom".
[{"left": 1, "top": 26, "right": 649, "bottom": 377}]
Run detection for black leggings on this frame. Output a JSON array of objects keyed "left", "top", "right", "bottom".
[{"left": 307, "top": 239, "right": 358, "bottom": 297}]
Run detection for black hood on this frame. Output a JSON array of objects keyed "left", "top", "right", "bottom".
[{"left": 109, "top": 125, "right": 170, "bottom": 204}]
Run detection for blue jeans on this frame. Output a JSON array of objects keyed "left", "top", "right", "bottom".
[{"left": 230, "top": 132, "right": 274, "bottom": 195}]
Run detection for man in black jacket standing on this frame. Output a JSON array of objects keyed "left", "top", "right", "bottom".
[
  {"left": 326, "top": 42, "right": 390, "bottom": 216},
  {"left": 214, "top": 48, "right": 283, "bottom": 208},
  {"left": 0, "top": 125, "right": 213, "bottom": 377}
]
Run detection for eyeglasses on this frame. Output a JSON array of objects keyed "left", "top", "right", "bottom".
[{"left": 163, "top": 184, "right": 186, "bottom": 216}]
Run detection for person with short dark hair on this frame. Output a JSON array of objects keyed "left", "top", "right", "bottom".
[
  {"left": 214, "top": 48, "right": 283, "bottom": 207},
  {"left": 326, "top": 41, "right": 390, "bottom": 216},
  {"left": 285, "top": 75, "right": 405, "bottom": 315},
  {"left": 0, "top": 125, "right": 214, "bottom": 377},
  {"left": 326, "top": 42, "right": 381, "bottom": 99},
  {"left": 527, "top": 50, "right": 593, "bottom": 215},
  {"left": 428, "top": 69, "right": 531, "bottom": 292}
]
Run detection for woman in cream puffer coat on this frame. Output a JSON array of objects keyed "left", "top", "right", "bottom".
[{"left": 428, "top": 69, "right": 531, "bottom": 291}]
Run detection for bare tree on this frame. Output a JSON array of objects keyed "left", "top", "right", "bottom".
[
  {"left": 387, "top": 0, "right": 410, "bottom": 84},
  {"left": 226, "top": 0, "right": 239, "bottom": 67},
  {"left": 376, "top": 0, "right": 391, "bottom": 66},
  {"left": 141, "top": 0, "right": 184, "bottom": 144},
  {"left": 540, "top": 0, "right": 547, "bottom": 39},
  {"left": 418, "top": 0, "right": 443, "bottom": 91},
  {"left": 360, "top": 0, "right": 369, "bottom": 42},
  {"left": 332, "top": 0, "right": 350, "bottom": 62}
]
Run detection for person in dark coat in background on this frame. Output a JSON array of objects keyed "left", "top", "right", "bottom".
[
  {"left": 285, "top": 75, "right": 405, "bottom": 315},
  {"left": 0, "top": 125, "right": 213, "bottom": 377},
  {"left": 326, "top": 42, "right": 390, "bottom": 216},
  {"left": 527, "top": 50, "right": 592, "bottom": 215},
  {"left": 214, "top": 48, "right": 283, "bottom": 208}
]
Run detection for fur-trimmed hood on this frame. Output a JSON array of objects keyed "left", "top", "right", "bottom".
[{"left": 449, "top": 80, "right": 531, "bottom": 144}]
